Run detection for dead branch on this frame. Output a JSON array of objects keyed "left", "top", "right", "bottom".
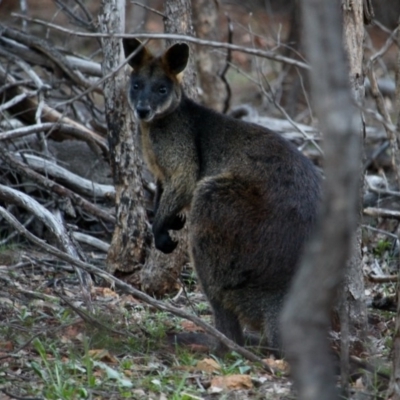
[
  {"left": 0, "top": 148, "right": 115, "bottom": 224},
  {"left": 11, "top": 13, "right": 310, "bottom": 70},
  {"left": 12, "top": 153, "right": 114, "bottom": 199},
  {"left": 0, "top": 186, "right": 93, "bottom": 308},
  {"left": 366, "top": 66, "right": 400, "bottom": 186},
  {"left": 368, "top": 274, "right": 398, "bottom": 283},
  {"left": 0, "top": 36, "right": 102, "bottom": 76},
  {"left": 0, "top": 67, "right": 108, "bottom": 153},
  {"left": 1, "top": 26, "right": 101, "bottom": 92},
  {"left": 0, "top": 122, "right": 108, "bottom": 155},
  {"left": 364, "top": 207, "right": 400, "bottom": 220},
  {"left": 72, "top": 232, "right": 110, "bottom": 252}
]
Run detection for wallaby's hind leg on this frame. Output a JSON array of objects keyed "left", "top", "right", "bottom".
[
  {"left": 261, "top": 291, "right": 285, "bottom": 356},
  {"left": 209, "top": 298, "right": 244, "bottom": 354},
  {"left": 189, "top": 175, "right": 258, "bottom": 352}
]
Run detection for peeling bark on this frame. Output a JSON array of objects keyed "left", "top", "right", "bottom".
[
  {"left": 99, "top": 0, "right": 151, "bottom": 274},
  {"left": 192, "top": 0, "right": 226, "bottom": 111}
]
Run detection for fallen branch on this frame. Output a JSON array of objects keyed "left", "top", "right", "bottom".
[
  {"left": 0, "top": 66, "right": 108, "bottom": 153},
  {"left": 0, "top": 186, "right": 92, "bottom": 308},
  {"left": 0, "top": 148, "right": 115, "bottom": 224},
  {"left": 0, "top": 36, "right": 102, "bottom": 76},
  {"left": 2, "top": 26, "right": 101, "bottom": 92},
  {"left": 364, "top": 207, "right": 400, "bottom": 220},
  {"left": 72, "top": 231, "right": 110, "bottom": 252},
  {"left": 368, "top": 274, "right": 398, "bottom": 283},
  {"left": 13, "top": 153, "right": 114, "bottom": 199}
]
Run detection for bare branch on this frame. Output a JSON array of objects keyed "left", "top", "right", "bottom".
[
  {"left": 0, "top": 186, "right": 93, "bottom": 308},
  {"left": 0, "top": 148, "right": 115, "bottom": 224},
  {"left": 11, "top": 13, "right": 310, "bottom": 70},
  {"left": 364, "top": 207, "right": 400, "bottom": 220}
]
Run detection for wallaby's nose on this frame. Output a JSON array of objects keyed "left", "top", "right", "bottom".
[{"left": 136, "top": 106, "right": 151, "bottom": 120}]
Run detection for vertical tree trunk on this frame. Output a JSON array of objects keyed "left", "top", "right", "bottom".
[
  {"left": 99, "top": 0, "right": 150, "bottom": 276},
  {"left": 387, "top": 16, "right": 400, "bottom": 400},
  {"left": 164, "top": 0, "right": 198, "bottom": 97},
  {"left": 280, "top": 1, "right": 363, "bottom": 400},
  {"left": 341, "top": 1, "right": 367, "bottom": 395},
  {"left": 192, "top": 0, "right": 226, "bottom": 111},
  {"left": 139, "top": 0, "right": 196, "bottom": 295}
]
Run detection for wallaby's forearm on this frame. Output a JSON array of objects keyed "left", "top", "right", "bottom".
[{"left": 152, "top": 170, "right": 197, "bottom": 253}]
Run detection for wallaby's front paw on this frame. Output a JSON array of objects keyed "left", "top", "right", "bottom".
[
  {"left": 154, "top": 230, "right": 178, "bottom": 254},
  {"left": 168, "top": 214, "right": 186, "bottom": 231}
]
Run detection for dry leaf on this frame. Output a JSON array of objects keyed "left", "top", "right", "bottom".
[
  {"left": 0, "top": 341, "right": 14, "bottom": 351},
  {"left": 88, "top": 349, "right": 118, "bottom": 363},
  {"left": 196, "top": 358, "right": 221, "bottom": 373},
  {"left": 210, "top": 374, "right": 253, "bottom": 391},
  {"left": 181, "top": 320, "right": 203, "bottom": 332},
  {"left": 353, "top": 376, "right": 365, "bottom": 389},
  {"left": 263, "top": 357, "right": 290, "bottom": 374},
  {"left": 94, "top": 287, "right": 119, "bottom": 298}
]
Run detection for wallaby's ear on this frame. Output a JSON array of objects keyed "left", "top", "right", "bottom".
[
  {"left": 123, "top": 38, "right": 153, "bottom": 70},
  {"left": 162, "top": 43, "right": 189, "bottom": 76}
]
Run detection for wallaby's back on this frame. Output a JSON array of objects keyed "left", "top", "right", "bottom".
[{"left": 123, "top": 38, "right": 321, "bottom": 354}]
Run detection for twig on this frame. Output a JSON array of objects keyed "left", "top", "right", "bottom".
[
  {"left": 72, "top": 231, "right": 110, "bottom": 252},
  {"left": 262, "top": 81, "right": 323, "bottom": 153},
  {"left": 0, "top": 205, "right": 277, "bottom": 375},
  {"left": 11, "top": 13, "right": 310, "bottom": 70},
  {"left": 364, "top": 207, "right": 400, "bottom": 220},
  {"left": 363, "top": 106, "right": 397, "bottom": 133},
  {"left": 362, "top": 224, "right": 399, "bottom": 241},
  {"left": 368, "top": 186, "right": 400, "bottom": 199},
  {"left": 55, "top": 292, "right": 125, "bottom": 335},
  {"left": 369, "top": 25, "right": 399, "bottom": 64},
  {"left": 54, "top": 0, "right": 95, "bottom": 31},
  {"left": 366, "top": 66, "right": 400, "bottom": 186},
  {"left": 2, "top": 26, "right": 101, "bottom": 92},
  {"left": 368, "top": 274, "right": 398, "bottom": 283},
  {"left": 350, "top": 355, "right": 391, "bottom": 380},
  {"left": 0, "top": 90, "right": 37, "bottom": 112},
  {"left": 130, "top": 1, "right": 166, "bottom": 18},
  {"left": 220, "top": 14, "right": 233, "bottom": 113},
  {"left": 0, "top": 36, "right": 102, "bottom": 76}
]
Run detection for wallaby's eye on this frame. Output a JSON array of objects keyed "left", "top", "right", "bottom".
[
  {"left": 132, "top": 83, "right": 139, "bottom": 90},
  {"left": 159, "top": 86, "right": 167, "bottom": 94}
]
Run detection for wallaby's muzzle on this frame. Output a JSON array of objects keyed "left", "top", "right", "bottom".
[{"left": 136, "top": 105, "right": 152, "bottom": 120}]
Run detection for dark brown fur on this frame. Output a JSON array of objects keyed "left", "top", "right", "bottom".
[{"left": 123, "top": 38, "right": 321, "bottom": 354}]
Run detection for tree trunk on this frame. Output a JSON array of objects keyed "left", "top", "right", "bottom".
[
  {"left": 340, "top": 0, "right": 367, "bottom": 396},
  {"left": 139, "top": 0, "right": 197, "bottom": 295},
  {"left": 192, "top": 0, "right": 226, "bottom": 111},
  {"left": 164, "top": 0, "right": 198, "bottom": 97},
  {"left": 280, "top": 1, "right": 363, "bottom": 400},
  {"left": 99, "top": 0, "right": 150, "bottom": 276},
  {"left": 386, "top": 15, "right": 400, "bottom": 400}
]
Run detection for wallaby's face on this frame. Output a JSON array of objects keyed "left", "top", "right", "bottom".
[{"left": 123, "top": 39, "right": 189, "bottom": 122}]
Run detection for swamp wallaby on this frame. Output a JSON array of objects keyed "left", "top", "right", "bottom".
[{"left": 123, "top": 38, "right": 321, "bottom": 354}]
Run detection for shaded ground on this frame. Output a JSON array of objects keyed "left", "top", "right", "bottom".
[{"left": 0, "top": 252, "right": 293, "bottom": 400}]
